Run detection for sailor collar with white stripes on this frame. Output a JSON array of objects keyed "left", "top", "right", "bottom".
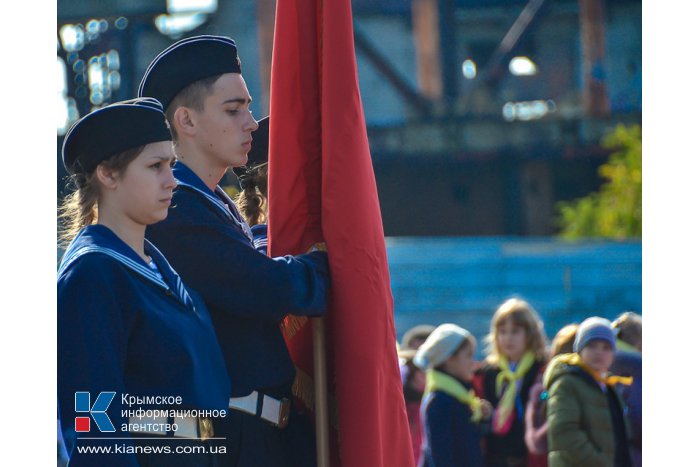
[
  {"left": 172, "top": 162, "right": 254, "bottom": 242},
  {"left": 58, "top": 225, "right": 195, "bottom": 310}
]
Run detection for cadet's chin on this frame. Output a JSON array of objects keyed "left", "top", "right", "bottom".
[
  {"left": 230, "top": 152, "right": 248, "bottom": 168},
  {"left": 146, "top": 207, "right": 170, "bottom": 225}
]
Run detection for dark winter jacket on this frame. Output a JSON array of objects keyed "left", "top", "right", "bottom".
[
  {"left": 544, "top": 356, "right": 632, "bottom": 467},
  {"left": 610, "top": 350, "right": 642, "bottom": 467},
  {"left": 421, "top": 377, "right": 485, "bottom": 467}
]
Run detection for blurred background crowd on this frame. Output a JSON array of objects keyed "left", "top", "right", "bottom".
[{"left": 398, "top": 304, "right": 641, "bottom": 466}]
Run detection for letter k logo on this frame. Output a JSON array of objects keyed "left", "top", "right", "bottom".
[{"left": 75, "top": 392, "right": 116, "bottom": 432}]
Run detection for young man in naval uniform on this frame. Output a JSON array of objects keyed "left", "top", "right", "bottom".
[{"left": 139, "top": 35, "right": 329, "bottom": 466}]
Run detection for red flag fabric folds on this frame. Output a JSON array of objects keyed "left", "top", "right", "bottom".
[{"left": 268, "top": 0, "right": 415, "bottom": 466}]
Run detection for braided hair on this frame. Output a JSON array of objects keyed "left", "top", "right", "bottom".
[{"left": 234, "top": 163, "right": 268, "bottom": 227}]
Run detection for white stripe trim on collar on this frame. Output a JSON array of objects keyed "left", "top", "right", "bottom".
[
  {"left": 59, "top": 245, "right": 170, "bottom": 292},
  {"left": 177, "top": 180, "right": 253, "bottom": 241}
]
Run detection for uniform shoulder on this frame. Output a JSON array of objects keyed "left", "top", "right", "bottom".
[
  {"left": 59, "top": 250, "right": 123, "bottom": 279},
  {"left": 165, "top": 185, "right": 229, "bottom": 225},
  {"left": 171, "top": 185, "right": 208, "bottom": 211},
  {"left": 58, "top": 252, "right": 128, "bottom": 299}
]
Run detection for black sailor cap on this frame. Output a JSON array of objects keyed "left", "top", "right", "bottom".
[
  {"left": 138, "top": 35, "right": 241, "bottom": 110},
  {"left": 62, "top": 97, "right": 172, "bottom": 175}
]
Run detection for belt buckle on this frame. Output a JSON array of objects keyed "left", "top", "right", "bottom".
[
  {"left": 197, "top": 417, "right": 214, "bottom": 440},
  {"left": 276, "top": 398, "right": 291, "bottom": 429},
  {"left": 229, "top": 393, "right": 258, "bottom": 415}
]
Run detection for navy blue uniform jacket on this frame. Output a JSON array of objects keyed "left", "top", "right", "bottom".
[
  {"left": 57, "top": 225, "right": 230, "bottom": 466},
  {"left": 146, "top": 162, "right": 330, "bottom": 396},
  {"left": 421, "top": 379, "right": 485, "bottom": 467}
]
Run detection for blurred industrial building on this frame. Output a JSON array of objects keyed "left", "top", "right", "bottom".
[
  {"left": 57, "top": 0, "right": 642, "bottom": 335},
  {"left": 58, "top": 0, "right": 641, "bottom": 237}
]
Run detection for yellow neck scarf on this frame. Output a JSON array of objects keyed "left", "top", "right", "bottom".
[
  {"left": 554, "top": 353, "right": 634, "bottom": 386},
  {"left": 425, "top": 369, "right": 484, "bottom": 422},
  {"left": 493, "top": 350, "right": 536, "bottom": 433}
]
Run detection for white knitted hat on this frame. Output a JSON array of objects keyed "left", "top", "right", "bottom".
[{"left": 413, "top": 324, "right": 471, "bottom": 370}]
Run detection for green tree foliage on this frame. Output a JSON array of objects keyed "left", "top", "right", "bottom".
[{"left": 557, "top": 124, "right": 641, "bottom": 239}]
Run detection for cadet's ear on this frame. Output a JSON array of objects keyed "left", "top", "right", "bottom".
[
  {"left": 95, "top": 163, "right": 119, "bottom": 190},
  {"left": 172, "top": 106, "right": 197, "bottom": 137}
]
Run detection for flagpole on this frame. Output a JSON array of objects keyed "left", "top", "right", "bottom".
[
  {"left": 314, "top": 0, "right": 331, "bottom": 462},
  {"left": 312, "top": 316, "right": 330, "bottom": 467}
]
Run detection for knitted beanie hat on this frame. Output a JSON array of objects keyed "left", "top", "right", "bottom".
[{"left": 574, "top": 317, "right": 617, "bottom": 352}]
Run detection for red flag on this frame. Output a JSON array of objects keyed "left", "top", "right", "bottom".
[{"left": 267, "top": 0, "right": 415, "bottom": 466}]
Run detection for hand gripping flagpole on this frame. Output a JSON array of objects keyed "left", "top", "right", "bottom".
[{"left": 312, "top": 316, "right": 330, "bottom": 467}]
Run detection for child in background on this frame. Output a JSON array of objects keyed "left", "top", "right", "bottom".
[
  {"left": 473, "top": 299, "right": 548, "bottom": 467},
  {"left": 610, "top": 312, "right": 642, "bottom": 467},
  {"left": 399, "top": 348, "right": 427, "bottom": 465},
  {"left": 611, "top": 312, "right": 642, "bottom": 353},
  {"left": 399, "top": 325, "right": 436, "bottom": 465},
  {"left": 545, "top": 317, "right": 633, "bottom": 467},
  {"left": 524, "top": 323, "right": 580, "bottom": 466},
  {"left": 415, "top": 324, "right": 492, "bottom": 467},
  {"left": 402, "top": 324, "right": 437, "bottom": 351}
]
